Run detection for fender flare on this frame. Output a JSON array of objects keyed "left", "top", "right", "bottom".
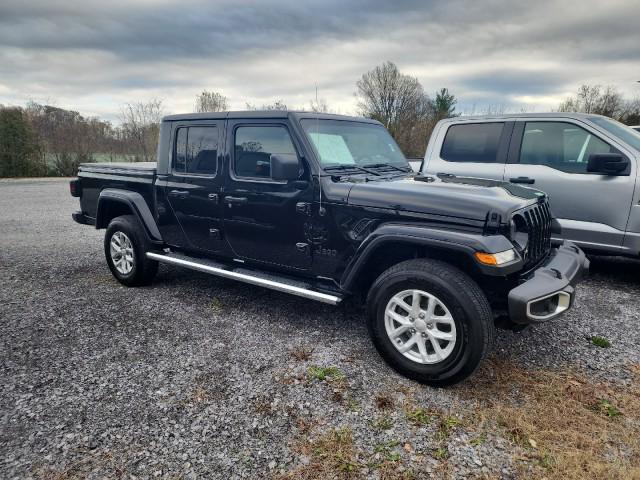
[
  {"left": 339, "top": 223, "right": 520, "bottom": 291},
  {"left": 96, "top": 189, "right": 163, "bottom": 244}
]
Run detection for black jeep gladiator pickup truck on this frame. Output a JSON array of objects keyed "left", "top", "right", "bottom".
[{"left": 70, "top": 111, "right": 588, "bottom": 386}]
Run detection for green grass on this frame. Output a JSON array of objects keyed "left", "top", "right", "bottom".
[
  {"left": 405, "top": 407, "right": 437, "bottom": 426},
  {"left": 590, "top": 336, "right": 611, "bottom": 348},
  {"left": 307, "top": 365, "right": 345, "bottom": 381},
  {"left": 596, "top": 399, "right": 622, "bottom": 418}
]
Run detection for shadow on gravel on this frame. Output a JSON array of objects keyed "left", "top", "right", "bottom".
[{"left": 588, "top": 255, "right": 640, "bottom": 285}]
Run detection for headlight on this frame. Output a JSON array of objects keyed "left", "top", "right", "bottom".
[
  {"left": 474, "top": 249, "right": 517, "bottom": 266},
  {"left": 510, "top": 217, "right": 529, "bottom": 251}
]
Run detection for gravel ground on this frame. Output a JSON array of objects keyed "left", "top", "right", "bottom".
[{"left": 1, "top": 179, "right": 639, "bottom": 479}]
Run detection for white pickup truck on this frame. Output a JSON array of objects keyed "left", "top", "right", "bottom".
[{"left": 421, "top": 113, "right": 640, "bottom": 258}]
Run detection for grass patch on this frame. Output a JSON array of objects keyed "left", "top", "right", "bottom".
[
  {"left": 437, "top": 415, "right": 462, "bottom": 439},
  {"left": 590, "top": 335, "right": 611, "bottom": 348},
  {"left": 458, "top": 359, "right": 640, "bottom": 480},
  {"left": 278, "top": 427, "right": 362, "bottom": 479},
  {"left": 469, "top": 434, "right": 487, "bottom": 447},
  {"left": 405, "top": 407, "right": 437, "bottom": 426},
  {"left": 307, "top": 365, "right": 345, "bottom": 382},
  {"left": 371, "top": 415, "right": 394, "bottom": 431},
  {"left": 433, "top": 447, "right": 449, "bottom": 460}
]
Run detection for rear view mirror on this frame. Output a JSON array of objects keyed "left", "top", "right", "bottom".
[
  {"left": 586, "top": 153, "right": 630, "bottom": 176},
  {"left": 271, "top": 154, "right": 300, "bottom": 181}
]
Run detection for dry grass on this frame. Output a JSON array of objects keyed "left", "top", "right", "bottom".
[
  {"left": 291, "top": 346, "right": 314, "bottom": 362},
  {"left": 458, "top": 359, "right": 640, "bottom": 480},
  {"left": 375, "top": 393, "right": 395, "bottom": 410},
  {"left": 277, "top": 427, "right": 362, "bottom": 480}
]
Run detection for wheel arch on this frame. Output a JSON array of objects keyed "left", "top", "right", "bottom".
[
  {"left": 96, "top": 189, "right": 163, "bottom": 244},
  {"left": 340, "top": 224, "right": 517, "bottom": 296}
]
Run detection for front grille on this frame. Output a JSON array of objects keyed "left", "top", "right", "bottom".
[{"left": 513, "top": 201, "right": 552, "bottom": 267}]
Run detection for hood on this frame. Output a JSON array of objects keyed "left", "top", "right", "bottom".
[{"left": 346, "top": 175, "right": 545, "bottom": 221}]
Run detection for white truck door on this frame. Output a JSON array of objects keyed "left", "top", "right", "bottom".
[
  {"left": 504, "top": 120, "right": 635, "bottom": 251},
  {"left": 423, "top": 121, "right": 512, "bottom": 180}
]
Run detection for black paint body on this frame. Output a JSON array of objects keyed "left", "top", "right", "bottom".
[{"left": 75, "top": 112, "right": 553, "bottom": 296}]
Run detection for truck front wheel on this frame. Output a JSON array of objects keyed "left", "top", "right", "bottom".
[
  {"left": 366, "top": 259, "right": 494, "bottom": 387},
  {"left": 104, "top": 215, "right": 158, "bottom": 287}
]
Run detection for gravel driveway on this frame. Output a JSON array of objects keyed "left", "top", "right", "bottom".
[{"left": 1, "top": 179, "right": 639, "bottom": 479}]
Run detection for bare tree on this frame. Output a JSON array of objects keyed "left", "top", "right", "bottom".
[
  {"left": 308, "top": 97, "right": 331, "bottom": 113},
  {"left": 356, "top": 61, "right": 430, "bottom": 135},
  {"left": 558, "top": 85, "right": 622, "bottom": 116},
  {"left": 245, "top": 100, "right": 288, "bottom": 111},
  {"left": 194, "top": 90, "right": 229, "bottom": 113},
  {"left": 120, "top": 99, "right": 164, "bottom": 162}
]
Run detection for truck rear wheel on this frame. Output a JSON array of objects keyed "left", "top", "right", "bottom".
[
  {"left": 104, "top": 215, "right": 158, "bottom": 286},
  {"left": 366, "top": 259, "right": 494, "bottom": 387}
]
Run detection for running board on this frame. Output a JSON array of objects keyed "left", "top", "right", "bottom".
[{"left": 146, "top": 251, "right": 343, "bottom": 305}]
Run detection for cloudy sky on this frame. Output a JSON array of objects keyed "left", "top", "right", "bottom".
[{"left": 0, "top": 0, "right": 638, "bottom": 122}]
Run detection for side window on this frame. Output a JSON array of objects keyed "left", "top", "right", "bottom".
[
  {"left": 234, "top": 125, "right": 296, "bottom": 179},
  {"left": 174, "top": 128, "right": 187, "bottom": 172},
  {"left": 519, "top": 122, "right": 614, "bottom": 173},
  {"left": 440, "top": 123, "right": 504, "bottom": 163},
  {"left": 173, "top": 126, "right": 218, "bottom": 175}
]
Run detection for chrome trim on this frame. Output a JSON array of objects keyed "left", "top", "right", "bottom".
[
  {"left": 146, "top": 252, "right": 342, "bottom": 305},
  {"left": 526, "top": 291, "right": 571, "bottom": 321}
]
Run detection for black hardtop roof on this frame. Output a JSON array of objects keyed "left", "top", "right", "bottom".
[{"left": 162, "top": 110, "right": 382, "bottom": 125}]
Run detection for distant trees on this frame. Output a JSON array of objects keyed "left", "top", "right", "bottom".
[
  {"left": 558, "top": 85, "right": 640, "bottom": 125},
  {"left": 119, "top": 99, "right": 164, "bottom": 162},
  {"left": 0, "top": 107, "right": 44, "bottom": 177},
  {"left": 245, "top": 100, "right": 288, "bottom": 111},
  {"left": 356, "top": 61, "right": 457, "bottom": 157},
  {"left": 194, "top": 90, "right": 229, "bottom": 113}
]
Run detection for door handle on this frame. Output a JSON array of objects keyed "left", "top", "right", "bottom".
[
  {"left": 208, "top": 193, "right": 219, "bottom": 203},
  {"left": 168, "top": 189, "right": 190, "bottom": 199},
  {"left": 225, "top": 196, "right": 248, "bottom": 205},
  {"left": 509, "top": 177, "right": 535, "bottom": 185}
]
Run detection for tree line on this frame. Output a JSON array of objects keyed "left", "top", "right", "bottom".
[
  {"left": 0, "top": 100, "right": 164, "bottom": 177},
  {"left": 2, "top": 61, "right": 639, "bottom": 177}
]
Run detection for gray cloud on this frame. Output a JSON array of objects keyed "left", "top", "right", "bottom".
[{"left": 0, "top": 0, "right": 638, "bottom": 121}]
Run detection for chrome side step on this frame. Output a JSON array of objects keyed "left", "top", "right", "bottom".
[{"left": 146, "top": 252, "right": 343, "bottom": 305}]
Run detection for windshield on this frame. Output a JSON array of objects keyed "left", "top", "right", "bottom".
[
  {"left": 589, "top": 116, "right": 640, "bottom": 152},
  {"left": 300, "top": 119, "right": 408, "bottom": 169}
]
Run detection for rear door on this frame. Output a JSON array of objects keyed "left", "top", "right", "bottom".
[
  {"left": 222, "top": 120, "right": 314, "bottom": 270},
  {"left": 504, "top": 120, "right": 635, "bottom": 249},
  {"left": 165, "top": 120, "right": 226, "bottom": 253},
  {"left": 423, "top": 121, "right": 512, "bottom": 180}
]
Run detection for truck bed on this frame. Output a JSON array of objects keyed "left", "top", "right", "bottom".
[{"left": 77, "top": 162, "right": 157, "bottom": 220}]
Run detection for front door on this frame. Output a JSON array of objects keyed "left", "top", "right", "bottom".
[
  {"left": 165, "top": 120, "right": 226, "bottom": 253},
  {"left": 504, "top": 120, "right": 636, "bottom": 249},
  {"left": 223, "top": 120, "right": 313, "bottom": 270}
]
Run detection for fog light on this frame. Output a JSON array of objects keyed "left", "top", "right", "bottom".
[{"left": 526, "top": 291, "right": 571, "bottom": 321}]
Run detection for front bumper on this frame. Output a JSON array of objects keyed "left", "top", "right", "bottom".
[{"left": 508, "top": 241, "right": 589, "bottom": 324}]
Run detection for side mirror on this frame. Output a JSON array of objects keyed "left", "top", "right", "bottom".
[
  {"left": 587, "top": 153, "right": 630, "bottom": 176},
  {"left": 271, "top": 154, "right": 300, "bottom": 181}
]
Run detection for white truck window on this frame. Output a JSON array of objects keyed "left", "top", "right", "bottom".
[
  {"left": 440, "top": 123, "right": 504, "bottom": 163},
  {"left": 520, "top": 122, "right": 612, "bottom": 173}
]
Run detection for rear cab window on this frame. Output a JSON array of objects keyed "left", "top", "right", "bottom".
[
  {"left": 174, "top": 126, "right": 218, "bottom": 175},
  {"left": 440, "top": 123, "right": 504, "bottom": 163}
]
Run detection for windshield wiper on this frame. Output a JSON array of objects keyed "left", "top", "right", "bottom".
[
  {"left": 323, "top": 164, "right": 380, "bottom": 175},
  {"left": 361, "top": 163, "right": 413, "bottom": 173}
]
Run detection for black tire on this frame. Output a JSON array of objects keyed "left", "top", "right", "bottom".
[
  {"left": 104, "top": 215, "right": 158, "bottom": 287},
  {"left": 366, "top": 259, "right": 494, "bottom": 387}
]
